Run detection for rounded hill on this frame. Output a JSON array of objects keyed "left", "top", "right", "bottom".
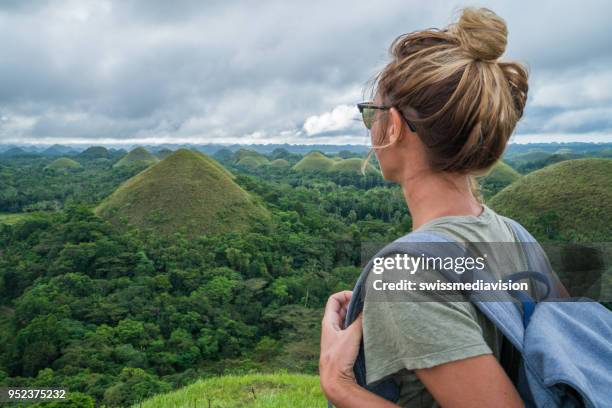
[
  {"left": 292, "top": 152, "right": 335, "bottom": 172},
  {"left": 96, "top": 149, "right": 269, "bottom": 237},
  {"left": 234, "top": 149, "right": 270, "bottom": 168},
  {"left": 490, "top": 159, "right": 612, "bottom": 241},
  {"left": 478, "top": 161, "right": 520, "bottom": 198},
  {"left": 156, "top": 148, "right": 174, "bottom": 159},
  {"left": 45, "top": 157, "right": 82, "bottom": 172},
  {"left": 329, "top": 158, "right": 378, "bottom": 175},
  {"left": 113, "top": 147, "right": 159, "bottom": 168},
  {"left": 270, "top": 158, "right": 290, "bottom": 167},
  {"left": 79, "top": 146, "right": 110, "bottom": 159},
  {"left": 293, "top": 152, "right": 379, "bottom": 175}
]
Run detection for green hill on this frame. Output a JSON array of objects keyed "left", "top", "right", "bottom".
[
  {"left": 593, "top": 149, "right": 612, "bottom": 158},
  {"left": 478, "top": 161, "right": 520, "bottom": 198},
  {"left": 1, "top": 147, "right": 30, "bottom": 157},
  {"left": 236, "top": 155, "right": 270, "bottom": 168},
  {"left": 213, "top": 148, "right": 234, "bottom": 163},
  {"left": 234, "top": 149, "right": 270, "bottom": 168},
  {"left": 42, "top": 144, "right": 76, "bottom": 156},
  {"left": 156, "top": 148, "right": 174, "bottom": 159},
  {"left": 271, "top": 148, "right": 291, "bottom": 159},
  {"left": 44, "top": 157, "right": 82, "bottom": 172},
  {"left": 507, "top": 150, "right": 551, "bottom": 163},
  {"left": 191, "top": 149, "right": 237, "bottom": 180},
  {"left": 293, "top": 153, "right": 379, "bottom": 175},
  {"left": 292, "top": 152, "right": 335, "bottom": 172},
  {"left": 79, "top": 146, "right": 110, "bottom": 159},
  {"left": 96, "top": 149, "right": 269, "bottom": 237},
  {"left": 113, "top": 147, "right": 159, "bottom": 168},
  {"left": 329, "top": 157, "right": 378, "bottom": 175},
  {"left": 135, "top": 373, "right": 323, "bottom": 408},
  {"left": 490, "top": 159, "right": 612, "bottom": 241},
  {"left": 270, "top": 158, "right": 290, "bottom": 168}
]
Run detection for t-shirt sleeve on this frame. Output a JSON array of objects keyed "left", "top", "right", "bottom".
[{"left": 362, "top": 256, "right": 493, "bottom": 386}]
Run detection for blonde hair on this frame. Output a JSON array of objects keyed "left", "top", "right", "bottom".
[{"left": 369, "top": 7, "right": 529, "bottom": 173}]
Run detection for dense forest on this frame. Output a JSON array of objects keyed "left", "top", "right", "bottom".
[{"left": 0, "top": 144, "right": 610, "bottom": 406}]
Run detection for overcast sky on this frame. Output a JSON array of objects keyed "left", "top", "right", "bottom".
[{"left": 1, "top": 0, "right": 611, "bottom": 145}]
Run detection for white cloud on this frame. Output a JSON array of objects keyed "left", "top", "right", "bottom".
[
  {"left": 303, "top": 105, "right": 360, "bottom": 136},
  {"left": 540, "top": 107, "right": 612, "bottom": 132},
  {"left": 1, "top": 1, "right": 612, "bottom": 145},
  {"left": 531, "top": 69, "right": 612, "bottom": 108}
]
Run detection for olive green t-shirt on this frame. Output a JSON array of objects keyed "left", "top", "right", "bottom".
[{"left": 362, "top": 205, "right": 528, "bottom": 407}]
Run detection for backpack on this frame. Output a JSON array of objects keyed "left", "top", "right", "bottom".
[{"left": 335, "top": 217, "right": 612, "bottom": 408}]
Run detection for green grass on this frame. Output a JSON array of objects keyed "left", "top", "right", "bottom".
[
  {"left": 44, "top": 157, "right": 82, "bottom": 171},
  {"left": 114, "top": 147, "right": 159, "bottom": 168},
  {"left": 134, "top": 373, "right": 324, "bottom": 408},
  {"left": 489, "top": 158, "right": 612, "bottom": 241},
  {"left": 96, "top": 149, "right": 269, "bottom": 237}
]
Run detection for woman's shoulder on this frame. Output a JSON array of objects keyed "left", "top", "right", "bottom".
[{"left": 413, "top": 205, "right": 519, "bottom": 243}]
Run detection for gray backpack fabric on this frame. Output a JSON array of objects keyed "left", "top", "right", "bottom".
[{"left": 335, "top": 218, "right": 612, "bottom": 407}]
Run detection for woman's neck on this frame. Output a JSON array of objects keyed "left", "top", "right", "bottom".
[{"left": 401, "top": 171, "right": 483, "bottom": 231}]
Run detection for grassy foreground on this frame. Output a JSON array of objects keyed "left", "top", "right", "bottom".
[{"left": 134, "top": 373, "right": 324, "bottom": 408}]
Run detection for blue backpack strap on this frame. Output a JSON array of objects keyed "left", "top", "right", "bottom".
[
  {"left": 501, "top": 217, "right": 561, "bottom": 299},
  {"left": 502, "top": 271, "right": 552, "bottom": 327}
]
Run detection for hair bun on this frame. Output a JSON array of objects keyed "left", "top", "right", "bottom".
[{"left": 450, "top": 7, "right": 508, "bottom": 61}]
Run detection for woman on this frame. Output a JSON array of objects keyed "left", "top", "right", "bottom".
[{"left": 320, "top": 7, "right": 530, "bottom": 408}]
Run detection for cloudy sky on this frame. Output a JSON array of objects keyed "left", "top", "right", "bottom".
[{"left": 1, "top": 0, "right": 611, "bottom": 146}]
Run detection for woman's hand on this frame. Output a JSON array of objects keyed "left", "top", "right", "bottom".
[
  {"left": 319, "top": 291, "right": 401, "bottom": 408},
  {"left": 319, "top": 290, "right": 363, "bottom": 401}
]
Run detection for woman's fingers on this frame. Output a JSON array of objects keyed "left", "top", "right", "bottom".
[
  {"left": 325, "top": 291, "right": 352, "bottom": 312},
  {"left": 323, "top": 291, "right": 353, "bottom": 331}
]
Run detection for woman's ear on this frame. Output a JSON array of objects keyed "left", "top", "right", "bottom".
[{"left": 388, "top": 107, "right": 406, "bottom": 143}]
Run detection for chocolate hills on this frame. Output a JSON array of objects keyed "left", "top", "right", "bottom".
[
  {"left": 329, "top": 157, "right": 378, "bottom": 175},
  {"left": 113, "top": 147, "right": 159, "bottom": 168},
  {"left": 155, "top": 148, "right": 174, "bottom": 160},
  {"left": 44, "top": 157, "right": 82, "bottom": 172},
  {"left": 478, "top": 161, "right": 521, "bottom": 198},
  {"left": 490, "top": 159, "right": 612, "bottom": 241},
  {"left": 293, "top": 151, "right": 334, "bottom": 172},
  {"left": 270, "top": 158, "right": 290, "bottom": 168},
  {"left": 233, "top": 149, "right": 270, "bottom": 168},
  {"left": 293, "top": 152, "right": 378, "bottom": 175},
  {"left": 78, "top": 146, "right": 110, "bottom": 159},
  {"left": 96, "top": 149, "right": 269, "bottom": 237}
]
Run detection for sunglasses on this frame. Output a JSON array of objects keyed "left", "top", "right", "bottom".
[{"left": 357, "top": 102, "right": 417, "bottom": 132}]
